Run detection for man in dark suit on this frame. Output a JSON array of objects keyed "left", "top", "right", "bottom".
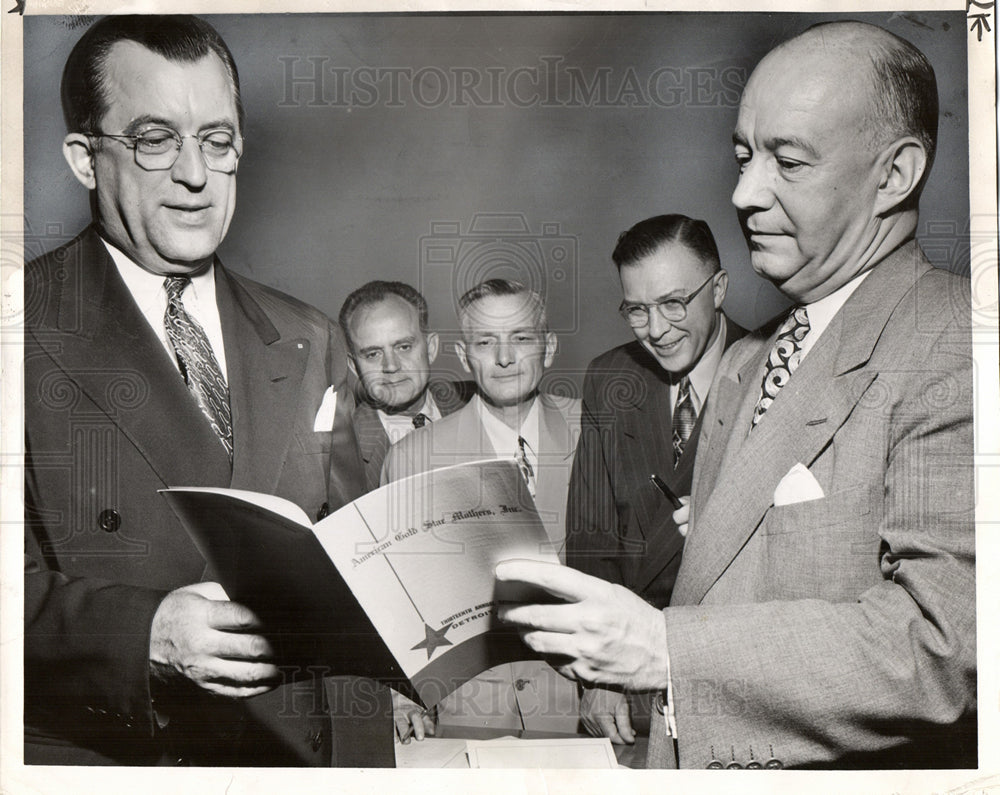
[
  {"left": 338, "top": 281, "right": 473, "bottom": 492},
  {"left": 24, "top": 15, "right": 391, "bottom": 766},
  {"left": 499, "top": 21, "right": 975, "bottom": 769},
  {"left": 565, "top": 214, "right": 745, "bottom": 744}
]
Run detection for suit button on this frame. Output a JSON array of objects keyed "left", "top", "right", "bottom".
[
  {"left": 726, "top": 761, "right": 743, "bottom": 769},
  {"left": 746, "top": 761, "right": 762, "bottom": 770},
  {"left": 316, "top": 503, "right": 330, "bottom": 521},
  {"left": 765, "top": 759, "right": 783, "bottom": 770},
  {"left": 514, "top": 679, "right": 529, "bottom": 691},
  {"left": 98, "top": 509, "right": 121, "bottom": 533},
  {"left": 706, "top": 760, "right": 724, "bottom": 769},
  {"left": 309, "top": 728, "right": 324, "bottom": 753}
]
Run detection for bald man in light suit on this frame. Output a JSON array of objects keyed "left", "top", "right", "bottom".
[{"left": 499, "top": 21, "right": 975, "bottom": 769}]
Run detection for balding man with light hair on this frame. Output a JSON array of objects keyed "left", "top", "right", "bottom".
[
  {"left": 384, "top": 278, "right": 582, "bottom": 739},
  {"left": 499, "top": 21, "right": 975, "bottom": 769}
]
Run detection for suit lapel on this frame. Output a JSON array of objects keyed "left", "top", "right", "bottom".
[
  {"left": 533, "top": 395, "right": 575, "bottom": 550},
  {"left": 674, "top": 244, "right": 928, "bottom": 605},
  {"left": 37, "top": 229, "right": 230, "bottom": 489},
  {"left": 619, "top": 363, "right": 675, "bottom": 541},
  {"left": 353, "top": 404, "right": 385, "bottom": 462},
  {"left": 218, "top": 266, "right": 310, "bottom": 493},
  {"left": 630, "top": 318, "right": 745, "bottom": 593}
]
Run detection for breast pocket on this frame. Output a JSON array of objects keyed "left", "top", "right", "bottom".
[
  {"left": 295, "top": 429, "right": 333, "bottom": 457},
  {"left": 760, "top": 486, "right": 884, "bottom": 601}
]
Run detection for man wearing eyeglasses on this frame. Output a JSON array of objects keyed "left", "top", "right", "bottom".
[
  {"left": 565, "top": 214, "right": 745, "bottom": 745},
  {"left": 24, "top": 16, "right": 390, "bottom": 766}
]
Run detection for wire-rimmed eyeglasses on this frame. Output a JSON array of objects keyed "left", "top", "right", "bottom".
[
  {"left": 84, "top": 127, "right": 243, "bottom": 173},
  {"left": 618, "top": 272, "right": 717, "bottom": 328}
]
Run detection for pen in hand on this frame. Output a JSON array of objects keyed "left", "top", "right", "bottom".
[{"left": 650, "top": 474, "right": 683, "bottom": 510}]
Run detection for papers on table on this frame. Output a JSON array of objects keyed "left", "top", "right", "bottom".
[{"left": 396, "top": 737, "right": 618, "bottom": 769}]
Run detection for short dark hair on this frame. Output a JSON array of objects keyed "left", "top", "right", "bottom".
[
  {"left": 457, "top": 278, "right": 548, "bottom": 332},
  {"left": 61, "top": 15, "right": 245, "bottom": 135},
  {"left": 338, "top": 281, "right": 430, "bottom": 352},
  {"left": 611, "top": 214, "right": 721, "bottom": 274},
  {"left": 801, "top": 21, "right": 938, "bottom": 172}
]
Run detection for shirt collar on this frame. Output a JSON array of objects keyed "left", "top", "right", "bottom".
[
  {"left": 684, "top": 314, "right": 727, "bottom": 412},
  {"left": 377, "top": 392, "right": 441, "bottom": 438},
  {"left": 472, "top": 393, "right": 541, "bottom": 456},
  {"left": 101, "top": 236, "right": 217, "bottom": 313},
  {"left": 799, "top": 270, "right": 872, "bottom": 356}
]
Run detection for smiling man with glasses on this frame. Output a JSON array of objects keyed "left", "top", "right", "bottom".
[
  {"left": 565, "top": 213, "right": 745, "bottom": 746},
  {"left": 24, "top": 15, "right": 392, "bottom": 767}
]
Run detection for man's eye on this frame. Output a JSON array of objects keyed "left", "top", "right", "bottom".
[
  {"left": 136, "top": 130, "right": 177, "bottom": 151},
  {"left": 362, "top": 351, "right": 381, "bottom": 361},
  {"left": 396, "top": 344, "right": 412, "bottom": 353},
  {"left": 776, "top": 158, "right": 805, "bottom": 172},
  {"left": 475, "top": 339, "right": 494, "bottom": 347},
  {"left": 201, "top": 132, "right": 234, "bottom": 152},
  {"left": 734, "top": 151, "right": 751, "bottom": 173}
]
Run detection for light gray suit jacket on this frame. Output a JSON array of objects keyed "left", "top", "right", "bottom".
[
  {"left": 382, "top": 391, "right": 583, "bottom": 732},
  {"left": 382, "top": 392, "right": 581, "bottom": 556},
  {"left": 649, "top": 242, "right": 976, "bottom": 769}
]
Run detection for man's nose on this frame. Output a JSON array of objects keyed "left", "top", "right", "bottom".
[
  {"left": 647, "top": 308, "right": 674, "bottom": 341},
  {"left": 495, "top": 340, "right": 514, "bottom": 367},
  {"left": 731, "top": 157, "right": 771, "bottom": 212},
  {"left": 383, "top": 350, "right": 401, "bottom": 372},
  {"left": 170, "top": 137, "right": 209, "bottom": 189}
]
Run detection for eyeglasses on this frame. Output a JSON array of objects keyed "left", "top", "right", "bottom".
[
  {"left": 618, "top": 272, "right": 716, "bottom": 328},
  {"left": 84, "top": 127, "right": 243, "bottom": 173}
]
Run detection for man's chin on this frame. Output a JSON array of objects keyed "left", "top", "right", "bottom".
[
  {"left": 369, "top": 385, "right": 423, "bottom": 412},
  {"left": 750, "top": 252, "right": 801, "bottom": 285},
  {"left": 154, "top": 228, "right": 226, "bottom": 265}
]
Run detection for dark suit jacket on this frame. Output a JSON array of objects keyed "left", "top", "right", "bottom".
[
  {"left": 565, "top": 316, "right": 745, "bottom": 608},
  {"left": 352, "top": 379, "right": 475, "bottom": 492},
  {"left": 650, "top": 243, "right": 976, "bottom": 769},
  {"left": 24, "top": 227, "right": 391, "bottom": 766}
]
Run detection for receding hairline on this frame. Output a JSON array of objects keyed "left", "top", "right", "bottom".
[
  {"left": 457, "top": 290, "right": 548, "bottom": 337},
  {"left": 757, "top": 21, "right": 932, "bottom": 151}
]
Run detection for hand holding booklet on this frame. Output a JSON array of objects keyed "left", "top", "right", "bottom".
[{"left": 160, "top": 458, "right": 559, "bottom": 707}]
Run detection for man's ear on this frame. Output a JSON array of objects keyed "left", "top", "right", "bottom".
[
  {"left": 454, "top": 340, "right": 471, "bottom": 374},
  {"left": 63, "top": 133, "right": 97, "bottom": 190},
  {"left": 542, "top": 331, "right": 558, "bottom": 368},
  {"left": 874, "top": 137, "right": 927, "bottom": 215},
  {"left": 425, "top": 332, "right": 440, "bottom": 365},
  {"left": 347, "top": 354, "right": 358, "bottom": 378},
  {"left": 712, "top": 270, "right": 729, "bottom": 310}
]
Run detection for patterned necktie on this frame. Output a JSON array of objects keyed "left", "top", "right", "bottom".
[
  {"left": 671, "top": 376, "right": 696, "bottom": 466},
  {"left": 412, "top": 412, "right": 427, "bottom": 429},
  {"left": 515, "top": 436, "right": 536, "bottom": 497},
  {"left": 163, "top": 276, "right": 233, "bottom": 461},
  {"left": 750, "top": 306, "right": 810, "bottom": 431}
]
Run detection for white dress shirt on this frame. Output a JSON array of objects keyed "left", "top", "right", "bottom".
[
  {"left": 798, "top": 270, "right": 872, "bottom": 360},
  {"left": 473, "top": 393, "right": 541, "bottom": 483},
  {"left": 669, "top": 314, "right": 728, "bottom": 415},
  {"left": 103, "top": 238, "right": 228, "bottom": 381},
  {"left": 377, "top": 393, "right": 442, "bottom": 445}
]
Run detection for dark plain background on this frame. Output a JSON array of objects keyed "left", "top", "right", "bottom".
[{"left": 23, "top": 12, "right": 970, "bottom": 391}]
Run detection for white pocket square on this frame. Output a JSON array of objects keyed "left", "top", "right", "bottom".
[
  {"left": 773, "top": 462, "right": 825, "bottom": 506},
  {"left": 313, "top": 386, "right": 337, "bottom": 432}
]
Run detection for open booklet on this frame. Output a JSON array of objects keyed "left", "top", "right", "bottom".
[{"left": 160, "top": 458, "right": 560, "bottom": 707}]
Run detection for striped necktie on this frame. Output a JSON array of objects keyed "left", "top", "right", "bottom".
[
  {"left": 163, "top": 276, "right": 233, "bottom": 461},
  {"left": 671, "top": 376, "right": 696, "bottom": 466},
  {"left": 515, "top": 436, "right": 536, "bottom": 497}
]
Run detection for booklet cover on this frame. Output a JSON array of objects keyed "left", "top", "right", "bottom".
[{"left": 160, "top": 458, "right": 559, "bottom": 707}]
